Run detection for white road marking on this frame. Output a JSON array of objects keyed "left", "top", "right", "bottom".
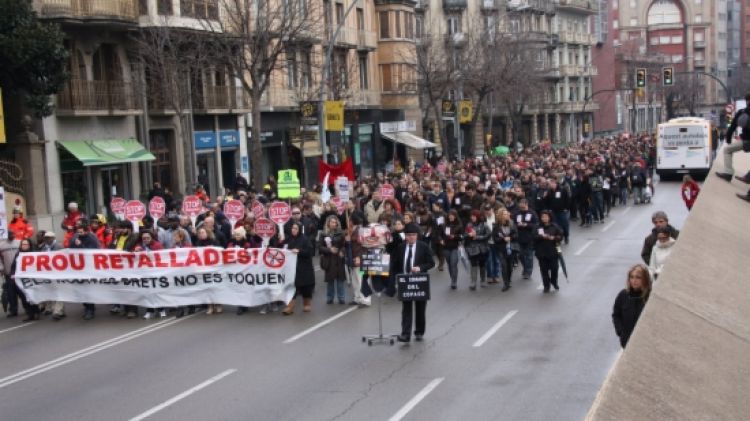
[
  {"left": 388, "top": 377, "right": 445, "bottom": 421},
  {"left": 0, "top": 323, "right": 35, "bottom": 335},
  {"left": 473, "top": 310, "right": 519, "bottom": 348},
  {"left": 129, "top": 369, "right": 237, "bottom": 421},
  {"left": 0, "top": 313, "right": 199, "bottom": 389},
  {"left": 283, "top": 307, "right": 358, "bottom": 344},
  {"left": 575, "top": 240, "right": 595, "bottom": 256},
  {"left": 621, "top": 206, "right": 632, "bottom": 215},
  {"left": 602, "top": 220, "right": 616, "bottom": 232}
]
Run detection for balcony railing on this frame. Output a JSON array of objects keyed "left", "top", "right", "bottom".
[
  {"left": 192, "top": 85, "right": 251, "bottom": 111},
  {"left": 558, "top": 31, "right": 597, "bottom": 45},
  {"left": 444, "top": 32, "right": 467, "bottom": 47},
  {"left": 40, "top": 0, "right": 138, "bottom": 21},
  {"left": 357, "top": 30, "right": 377, "bottom": 50},
  {"left": 443, "top": 0, "right": 467, "bottom": 10},
  {"left": 482, "top": 0, "right": 498, "bottom": 10},
  {"left": 347, "top": 90, "right": 380, "bottom": 107},
  {"left": 56, "top": 79, "right": 142, "bottom": 114},
  {"left": 555, "top": 0, "right": 597, "bottom": 13},
  {"left": 260, "top": 87, "right": 317, "bottom": 109},
  {"left": 325, "top": 26, "right": 358, "bottom": 47},
  {"left": 559, "top": 64, "right": 598, "bottom": 76},
  {"left": 694, "top": 40, "right": 705, "bottom": 48}
]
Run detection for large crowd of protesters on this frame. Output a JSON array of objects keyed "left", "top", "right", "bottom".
[{"left": 1, "top": 133, "right": 680, "bottom": 348}]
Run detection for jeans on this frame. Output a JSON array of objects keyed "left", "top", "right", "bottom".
[
  {"left": 554, "top": 211, "right": 570, "bottom": 241},
  {"left": 443, "top": 248, "right": 460, "bottom": 286},
  {"left": 619, "top": 187, "right": 628, "bottom": 206},
  {"left": 633, "top": 186, "right": 644, "bottom": 204},
  {"left": 500, "top": 250, "right": 514, "bottom": 285},
  {"left": 326, "top": 279, "right": 346, "bottom": 303},
  {"left": 519, "top": 244, "right": 534, "bottom": 277},
  {"left": 722, "top": 141, "right": 745, "bottom": 174},
  {"left": 592, "top": 191, "right": 604, "bottom": 221},
  {"left": 486, "top": 247, "right": 500, "bottom": 279}
]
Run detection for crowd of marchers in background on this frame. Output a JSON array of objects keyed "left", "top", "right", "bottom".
[{"left": 3, "top": 133, "right": 681, "bottom": 348}]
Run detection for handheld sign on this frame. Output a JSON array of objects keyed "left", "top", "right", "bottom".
[
  {"left": 110, "top": 197, "right": 126, "bottom": 221},
  {"left": 397, "top": 274, "right": 431, "bottom": 301},
  {"left": 251, "top": 200, "right": 265, "bottom": 219},
  {"left": 223, "top": 199, "right": 245, "bottom": 227},
  {"left": 124, "top": 200, "right": 146, "bottom": 233},
  {"left": 254, "top": 217, "right": 276, "bottom": 247},
  {"left": 182, "top": 195, "right": 203, "bottom": 226},
  {"left": 331, "top": 196, "right": 346, "bottom": 215},
  {"left": 380, "top": 183, "right": 395, "bottom": 200},
  {"left": 335, "top": 176, "right": 350, "bottom": 201},
  {"left": 268, "top": 201, "right": 291, "bottom": 236},
  {"left": 361, "top": 248, "right": 390, "bottom": 276},
  {"left": 148, "top": 196, "right": 166, "bottom": 220}
]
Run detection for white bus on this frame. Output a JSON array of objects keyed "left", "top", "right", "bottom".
[{"left": 656, "top": 117, "right": 714, "bottom": 179}]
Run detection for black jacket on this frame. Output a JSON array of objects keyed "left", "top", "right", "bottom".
[
  {"left": 282, "top": 233, "right": 315, "bottom": 288},
  {"left": 69, "top": 232, "right": 100, "bottom": 249},
  {"left": 544, "top": 187, "right": 570, "bottom": 213},
  {"left": 389, "top": 240, "right": 435, "bottom": 278},
  {"left": 726, "top": 108, "right": 750, "bottom": 141},
  {"left": 534, "top": 222, "right": 563, "bottom": 258},
  {"left": 513, "top": 209, "right": 539, "bottom": 246},
  {"left": 612, "top": 289, "right": 648, "bottom": 347}
]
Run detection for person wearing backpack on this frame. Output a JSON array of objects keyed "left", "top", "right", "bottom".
[{"left": 716, "top": 92, "right": 750, "bottom": 182}]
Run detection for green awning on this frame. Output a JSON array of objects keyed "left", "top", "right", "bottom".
[{"left": 58, "top": 139, "right": 155, "bottom": 166}]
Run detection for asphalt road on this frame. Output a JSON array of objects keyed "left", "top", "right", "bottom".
[{"left": 0, "top": 181, "right": 689, "bottom": 421}]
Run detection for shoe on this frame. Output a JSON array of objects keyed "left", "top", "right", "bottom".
[
  {"left": 438, "top": 266, "right": 444, "bottom": 271},
  {"left": 215, "top": 305, "right": 223, "bottom": 314},
  {"left": 348, "top": 301, "right": 358, "bottom": 305},
  {"left": 259, "top": 306, "right": 268, "bottom": 315},
  {"left": 338, "top": 300, "right": 346, "bottom": 305},
  {"left": 175, "top": 308, "right": 185, "bottom": 318},
  {"left": 553, "top": 283, "right": 560, "bottom": 290},
  {"left": 187, "top": 307, "right": 196, "bottom": 315},
  {"left": 6, "top": 312, "right": 17, "bottom": 318},
  {"left": 126, "top": 311, "right": 136, "bottom": 319},
  {"left": 159, "top": 310, "right": 167, "bottom": 318},
  {"left": 469, "top": 286, "right": 476, "bottom": 291},
  {"left": 303, "top": 298, "right": 312, "bottom": 312},
  {"left": 716, "top": 172, "right": 732, "bottom": 181},
  {"left": 522, "top": 274, "right": 530, "bottom": 280},
  {"left": 206, "top": 305, "right": 214, "bottom": 315},
  {"left": 735, "top": 175, "right": 750, "bottom": 184},
  {"left": 143, "top": 312, "right": 153, "bottom": 320},
  {"left": 737, "top": 193, "right": 750, "bottom": 203},
  {"left": 282, "top": 299, "right": 295, "bottom": 315},
  {"left": 564, "top": 238, "right": 569, "bottom": 244},
  {"left": 109, "top": 305, "right": 122, "bottom": 314},
  {"left": 236, "top": 307, "right": 247, "bottom": 315},
  {"left": 326, "top": 299, "right": 334, "bottom": 305},
  {"left": 397, "top": 334, "right": 410, "bottom": 343},
  {"left": 83, "top": 311, "right": 94, "bottom": 320},
  {"left": 269, "top": 303, "right": 280, "bottom": 312},
  {"left": 450, "top": 285, "right": 457, "bottom": 290},
  {"left": 501, "top": 285, "right": 511, "bottom": 292},
  {"left": 543, "top": 288, "right": 550, "bottom": 294},
  {"left": 52, "top": 313, "right": 65, "bottom": 321},
  {"left": 22, "top": 314, "right": 40, "bottom": 322},
  {"left": 415, "top": 334, "right": 424, "bottom": 342},
  {"left": 43, "top": 309, "right": 52, "bottom": 316}
]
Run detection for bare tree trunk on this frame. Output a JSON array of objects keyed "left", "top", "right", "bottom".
[
  {"left": 432, "top": 102, "right": 448, "bottom": 154},
  {"left": 251, "top": 92, "right": 263, "bottom": 189}
]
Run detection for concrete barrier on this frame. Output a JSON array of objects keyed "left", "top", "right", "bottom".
[{"left": 586, "top": 148, "right": 750, "bottom": 420}]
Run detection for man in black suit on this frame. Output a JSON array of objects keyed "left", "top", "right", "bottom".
[{"left": 390, "top": 223, "right": 435, "bottom": 343}]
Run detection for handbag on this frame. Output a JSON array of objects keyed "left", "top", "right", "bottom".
[{"left": 320, "top": 253, "right": 331, "bottom": 271}]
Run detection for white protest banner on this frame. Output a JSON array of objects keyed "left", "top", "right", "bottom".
[{"left": 14, "top": 247, "right": 297, "bottom": 308}]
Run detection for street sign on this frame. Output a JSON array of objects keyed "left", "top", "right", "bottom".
[
  {"left": 251, "top": 200, "right": 265, "bottom": 219},
  {"left": 335, "top": 176, "right": 350, "bottom": 201},
  {"left": 125, "top": 200, "right": 146, "bottom": 222},
  {"left": 300, "top": 101, "right": 318, "bottom": 125},
  {"left": 254, "top": 217, "right": 277, "bottom": 238},
  {"left": 268, "top": 201, "right": 291, "bottom": 225},
  {"left": 441, "top": 99, "right": 455, "bottom": 117},
  {"left": 277, "top": 169, "right": 301, "bottom": 199},
  {"left": 331, "top": 196, "right": 346, "bottom": 215},
  {"left": 397, "top": 274, "right": 431, "bottom": 301},
  {"left": 110, "top": 197, "right": 126, "bottom": 220},
  {"left": 379, "top": 183, "right": 395, "bottom": 200},
  {"left": 324, "top": 100, "right": 344, "bottom": 132},
  {"left": 458, "top": 100, "right": 473, "bottom": 124},
  {"left": 148, "top": 196, "right": 166, "bottom": 220},
  {"left": 223, "top": 199, "right": 245, "bottom": 225}
]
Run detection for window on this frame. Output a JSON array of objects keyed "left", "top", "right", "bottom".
[
  {"left": 694, "top": 31, "right": 704, "bottom": 41},
  {"left": 157, "top": 0, "right": 172, "bottom": 14},
  {"left": 357, "top": 8, "right": 364, "bottom": 30},
  {"left": 405, "top": 12, "right": 413, "bottom": 39},
  {"left": 335, "top": 50, "right": 348, "bottom": 89},
  {"left": 629, "top": 0, "right": 635, "bottom": 7},
  {"left": 359, "top": 54, "right": 369, "bottom": 89},
  {"left": 672, "top": 54, "right": 683, "bottom": 62},
  {"left": 382, "top": 64, "right": 392, "bottom": 91},
  {"left": 335, "top": 2, "right": 344, "bottom": 25},
  {"left": 647, "top": 0, "right": 682, "bottom": 25},
  {"left": 415, "top": 15, "right": 423, "bottom": 38},
  {"left": 286, "top": 49, "right": 298, "bottom": 88},
  {"left": 660, "top": 35, "right": 670, "bottom": 44},
  {"left": 395, "top": 11, "right": 402, "bottom": 38},
  {"left": 484, "top": 14, "right": 496, "bottom": 38},
  {"left": 695, "top": 14, "right": 702, "bottom": 23},
  {"left": 301, "top": 49, "right": 312, "bottom": 88},
  {"left": 650, "top": 36, "right": 659, "bottom": 45},
  {"left": 613, "top": 0, "right": 618, "bottom": 10},
  {"left": 613, "top": 19, "right": 618, "bottom": 29},
  {"left": 324, "top": 0, "right": 332, "bottom": 32},
  {"left": 694, "top": 51, "right": 704, "bottom": 60},
  {"left": 447, "top": 15, "right": 461, "bottom": 35},
  {"left": 630, "top": 18, "right": 637, "bottom": 26},
  {"left": 671, "top": 35, "right": 682, "bottom": 43},
  {"left": 379, "top": 11, "right": 390, "bottom": 38}
]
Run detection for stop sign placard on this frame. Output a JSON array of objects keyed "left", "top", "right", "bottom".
[
  {"left": 223, "top": 199, "right": 245, "bottom": 223},
  {"left": 124, "top": 200, "right": 146, "bottom": 222},
  {"left": 149, "top": 196, "right": 166, "bottom": 220},
  {"left": 379, "top": 183, "right": 395, "bottom": 199},
  {"left": 182, "top": 195, "right": 203, "bottom": 218},
  {"left": 251, "top": 200, "right": 265, "bottom": 219},
  {"left": 254, "top": 217, "right": 277, "bottom": 238},
  {"left": 110, "top": 197, "right": 126, "bottom": 216},
  {"left": 268, "top": 201, "right": 291, "bottom": 225}
]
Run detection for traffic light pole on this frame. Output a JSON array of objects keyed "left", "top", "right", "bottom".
[
  {"left": 581, "top": 87, "right": 637, "bottom": 137},
  {"left": 675, "top": 70, "right": 732, "bottom": 105}
]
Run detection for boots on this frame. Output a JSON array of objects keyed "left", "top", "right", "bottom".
[
  {"left": 303, "top": 298, "right": 312, "bottom": 312},
  {"left": 470, "top": 266, "right": 478, "bottom": 290},
  {"left": 282, "top": 299, "right": 295, "bottom": 315}
]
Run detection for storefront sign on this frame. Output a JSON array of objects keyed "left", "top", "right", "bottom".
[
  {"left": 277, "top": 169, "right": 301, "bottom": 199},
  {"left": 148, "top": 197, "right": 166, "bottom": 220},
  {"left": 397, "top": 274, "right": 431, "bottom": 301},
  {"left": 194, "top": 131, "right": 216, "bottom": 149},
  {"left": 324, "top": 100, "right": 344, "bottom": 132},
  {"left": 300, "top": 101, "right": 318, "bottom": 125},
  {"left": 219, "top": 130, "right": 240, "bottom": 148},
  {"left": 379, "top": 120, "right": 417, "bottom": 134}
]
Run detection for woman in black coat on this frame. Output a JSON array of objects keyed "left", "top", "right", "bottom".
[
  {"left": 612, "top": 264, "right": 652, "bottom": 348},
  {"left": 534, "top": 210, "right": 564, "bottom": 293},
  {"left": 281, "top": 221, "right": 315, "bottom": 314},
  {"left": 318, "top": 215, "right": 347, "bottom": 304}
]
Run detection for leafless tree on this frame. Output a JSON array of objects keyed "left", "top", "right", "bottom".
[
  {"left": 412, "top": 35, "right": 452, "bottom": 153},
  {"left": 199, "top": 0, "right": 322, "bottom": 188}
]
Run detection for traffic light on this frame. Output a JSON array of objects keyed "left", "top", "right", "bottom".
[
  {"left": 663, "top": 67, "right": 673, "bottom": 86},
  {"left": 636, "top": 68, "right": 646, "bottom": 88}
]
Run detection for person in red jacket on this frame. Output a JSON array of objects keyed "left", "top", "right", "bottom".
[
  {"left": 680, "top": 175, "right": 700, "bottom": 210},
  {"left": 8, "top": 207, "right": 34, "bottom": 240},
  {"left": 90, "top": 214, "right": 113, "bottom": 248},
  {"left": 61, "top": 202, "right": 85, "bottom": 247}
]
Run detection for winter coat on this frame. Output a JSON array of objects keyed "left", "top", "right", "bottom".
[
  {"left": 464, "top": 221, "right": 490, "bottom": 256},
  {"left": 282, "top": 233, "right": 315, "bottom": 288},
  {"left": 492, "top": 222, "right": 519, "bottom": 254},
  {"left": 364, "top": 199, "right": 385, "bottom": 224},
  {"left": 439, "top": 219, "right": 463, "bottom": 250},
  {"left": 641, "top": 225, "right": 680, "bottom": 264},
  {"left": 8, "top": 217, "right": 34, "bottom": 240},
  {"left": 319, "top": 229, "right": 346, "bottom": 282},
  {"left": 534, "top": 222, "right": 563, "bottom": 259},
  {"left": 513, "top": 209, "right": 539, "bottom": 246},
  {"left": 612, "top": 289, "right": 648, "bottom": 347},
  {"left": 68, "top": 232, "right": 100, "bottom": 249},
  {"left": 648, "top": 237, "right": 676, "bottom": 279}
]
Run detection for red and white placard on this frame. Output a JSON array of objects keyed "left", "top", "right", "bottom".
[
  {"left": 125, "top": 200, "right": 146, "bottom": 233},
  {"left": 110, "top": 197, "right": 126, "bottom": 221},
  {"left": 268, "top": 201, "right": 291, "bottom": 225},
  {"left": 182, "top": 195, "right": 203, "bottom": 225},
  {"left": 148, "top": 196, "right": 166, "bottom": 220},
  {"left": 223, "top": 199, "right": 245, "bottom": 226},
  {"left": 379, "top": 183, "right": 395, "bottom": 199},
  {"left": 251, "top": 200, "right": 265, "bottom": 219}
]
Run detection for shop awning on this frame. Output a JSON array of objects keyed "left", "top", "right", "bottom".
[
  {"left": 291, "top": 140, "right": 323, "bottom": 157},
  {"left": 381, "top": 132, "right": 437, "bottom": 149},
  {"left": 58, "top": 139, "right": 156, "bottom": 166}
]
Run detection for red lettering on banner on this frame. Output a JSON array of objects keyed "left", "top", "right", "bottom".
[
  {"left": 185, "top": 249, "right": 202, "bottom": 266},
  {"left": 205, "top": 248, "right": 219, "bottom": 266},
  {"left": 169, "top": 251, "right": 184, "bottom": 267},
  {"left": 20, "top": 255, "right": 34, "bottom": 272},
  {"left": 237, "top": 249, "right": 250, "bottom": 264},
  {"left": 111, "top": 254, "right": 123, "bottom": 270},
  {"left": 138, "top": 253, "right": 153, "bottom": 268},
  {"left": 52, "top": 255, "right": 67, "bottom": 271},
  {"left": 153, "top": 253, "right": 169, "bottom": 268},
  {"left": 124, "top": 254, "right": 136, "bottom": 267},
  {"left": 70, "top": 254, "right": 84, "bottom": 270},
  {"left": 222, "top": 249, "right": 236, "bottom": 264},
  {"left": 94, "top": 254, "right": 108, "bottom": 270},
  {"left": 252, "top": 249, "right": 259, "bottom": 265},
  {"left": 36, "top": 255, "right": 51, "bottom": 271}
]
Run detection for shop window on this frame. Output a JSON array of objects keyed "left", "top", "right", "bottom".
[{"left": 150, "top": 130, "right": 173, "bottom": 192}]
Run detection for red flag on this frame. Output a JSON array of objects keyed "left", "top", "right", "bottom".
[{"left": 318, "top": 157, "right": 355, "bottom": 182}]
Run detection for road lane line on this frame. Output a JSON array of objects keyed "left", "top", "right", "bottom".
[
  {"left": 129, "top": 369, "right": 237, "bottom": 421},
  {"left": 283, "top": 306, "right": 358, "bottom": 344},
  {"left": 0, "top": 323, "right": 35, "bottom": 335},
  {"left": 472, "top": 310, "right": 519, "bottom": 348},
  {"left": 602, "top": 220, "right": 616, "bottom": 232},
  {"left": 0, "top": 313, "right": 199, "bottom": 389},
  {"left": 621, "top": 206, "right": 632, "bottom": 215},
  {"left": 574, "top": 240, "right": 595, "bottom": 256},
  {"left": 388, "top": 377, "right": 445, "bottom": 421}
]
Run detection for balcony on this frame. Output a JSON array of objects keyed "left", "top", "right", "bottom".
[
  {"left": 56, "top": 79, "right": 142, "bottom": 115},
  {"left": 559, "top": 64, "right": 598, "bottom": 77},
  {"left": 443, "top": 0, "right": 467, "bottom": 11},
  {"left": 694, "top": 40, "right": 705, "bottom": 48},
  {"left": 554, "top": 0, "right": 597, "bottom": 14},
  {"left": 444, "top": 32, "right": 467, "bottom": 47},
  {"left": 259, "top": 87, "right": 316, "bottom": 110},
  {"left": 555, "top": 100, "right": 599, "bottom": 113},
  {"left": 558, "top": 31, "right": 596, "bottom": 45},
  {"left": 192, "top": 85, "right": 251, "bottom": 113},
  {"left": 39, "top": 0, "right": 138, "bottom": 22},
  {"left": 347, "top": 90, "right": 381, "bottom": 108},
  {"left": 694, "top": 59, "right": 705, "bottom": 68},
  {"left": 325, "top": 26, "right": 358, "bottom": 48},
  {"left": 481, "top": 0, "right": 498, "bottom": 10},
  {"left": 357, "top": 30, "right": 377, "bottom": 51}
]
